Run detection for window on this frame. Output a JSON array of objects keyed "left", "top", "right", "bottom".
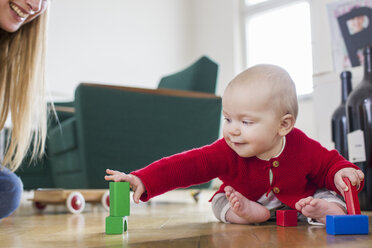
[{"left": 243, "top": 0, "right": 313, "bottom": 96}]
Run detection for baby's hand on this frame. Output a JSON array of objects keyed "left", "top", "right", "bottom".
[
  {"left": 334, "top": 168, "right": 364, "bottom": 197},
  {"left": 105, "top": 169, "right": 145, "bottom": 204}
]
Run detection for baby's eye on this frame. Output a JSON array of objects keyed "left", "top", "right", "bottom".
[
  {"left": 242, "top": 120, "right": 253, "bottom": 125},
  {"left": 224, "top": 117, "right": 231, "bottom": 123}
]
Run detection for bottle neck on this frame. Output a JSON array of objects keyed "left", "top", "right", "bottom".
[
  {"left": 341, "top": 71, "right": 352, "bottom": 104},
  {"left": 364, "top": 46, "right": 372, "bottom": 82}
]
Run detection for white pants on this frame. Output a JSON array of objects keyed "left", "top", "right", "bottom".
[{"left": 211, "top": 189, "right": 346, "bottom": 225}]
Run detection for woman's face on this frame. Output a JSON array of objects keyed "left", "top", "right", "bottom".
[{"left": 0, "top": 0, "right": 48, "bottom": 32}]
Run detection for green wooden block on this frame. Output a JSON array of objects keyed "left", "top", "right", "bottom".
[
  {"left": 109, "top": 182, "right": 130, "bottom": 216},
  {"left": 105, "top": 216, "right": 124, "bottom": 234}
]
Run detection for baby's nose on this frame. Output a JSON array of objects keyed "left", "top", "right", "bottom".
[{"left": 229, "top": 125, "right": 241, "bottom": 135}]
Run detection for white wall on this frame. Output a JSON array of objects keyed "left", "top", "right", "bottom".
[
  {"left": 46, "top": 0, "right": 241, "bottom": 99},
  {"left": 46, "top": 0, "right": 194, "bottom": 100},
  {"left": 188, "top": 0, "right": 242, "bottom": 95}
]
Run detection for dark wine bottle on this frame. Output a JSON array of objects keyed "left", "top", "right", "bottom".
[
  {"left": 331, "top": 71, "right": 352, "bottom": 159},
  {"left": 346, "top": 46, "right": 372, "bottom": 211}
]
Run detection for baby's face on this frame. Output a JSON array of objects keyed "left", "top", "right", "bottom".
[{"left": 222, "top": 84, "right": 284, "bottom": 160}]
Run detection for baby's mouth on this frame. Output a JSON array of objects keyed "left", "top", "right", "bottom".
[
  {"left": 232, "top": 141, "right": 244, "bottom": 146},
  {"left": 9, "top": 2, "right": 29, "bottom": 19}
]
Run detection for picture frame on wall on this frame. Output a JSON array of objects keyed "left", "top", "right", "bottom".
[{"left": 327, "top": 0, "right": 372, "bottom": 71}]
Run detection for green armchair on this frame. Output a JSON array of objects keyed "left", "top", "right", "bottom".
[
  {"left": 46, "top": 83, "right": 221, "bottom": 189},
  {"left": 16, "top": 56, "right": 221, "bottom": 190}
]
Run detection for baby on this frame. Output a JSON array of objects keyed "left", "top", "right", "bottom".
[{"left": 105, "top": 64, "right": 364, "bottom": 225}]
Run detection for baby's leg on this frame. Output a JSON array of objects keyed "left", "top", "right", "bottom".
[
  {"left": 224, "top": 186, "right": 270, "bottom": 224},
  {"left": 295, "top": 190, "right": 346, "bottom": 224}
]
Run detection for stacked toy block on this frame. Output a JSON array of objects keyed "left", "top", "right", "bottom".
[
  {"left": 105, "top": 182, "right": 130, "bottom": 234},
  {"left": 326, "top": 178, "right": 369, "bottom": 235}
]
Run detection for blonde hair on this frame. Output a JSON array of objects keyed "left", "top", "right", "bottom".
[
  {"left": 227, "top": 64, "right": 298, "bottom": 119},
  {"left": 0, "top": 11, "right": 48, "bottom": 171}
]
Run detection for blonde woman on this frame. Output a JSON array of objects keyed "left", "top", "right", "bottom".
[{"left": 0, "top": 0, "right": 48, "bottom": 219}]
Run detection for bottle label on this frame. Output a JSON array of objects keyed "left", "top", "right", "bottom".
[{"left": 347, "top": 130, "right": 366, "bottom": 163}]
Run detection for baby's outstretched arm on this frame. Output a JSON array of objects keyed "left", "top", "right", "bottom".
[
  {"left": 334, "top": 168, "right": 364, "bottom": 197},
  {"left": 105, "top": 169, "right": 145, "bottom": 203}
]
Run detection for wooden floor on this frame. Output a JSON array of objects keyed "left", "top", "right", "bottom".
[{"left": 1, "top": 190, "right": 371, "bottom": 248}]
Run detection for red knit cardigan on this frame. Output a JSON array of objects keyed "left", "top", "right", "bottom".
[{"left": 131, "top": 128, "right": 362, "bottom": 209}]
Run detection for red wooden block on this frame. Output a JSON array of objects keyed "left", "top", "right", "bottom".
[
  {"left": 342, "top": 177, "right": 361, "bottom": 215},
  {"left": 276, "top": 210, "right": 298, "bottom": 226}
]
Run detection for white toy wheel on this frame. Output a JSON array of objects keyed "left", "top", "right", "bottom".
[
  {"left": 101, "top": 190, "right": 110, "bottom": 211},
  {"left": 66, "top": 192, "right": 85, "bottom": 214}
]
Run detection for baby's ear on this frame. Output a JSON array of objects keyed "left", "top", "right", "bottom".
[{"left": 278, "top": 114, "right": 295, "bottom": 136}]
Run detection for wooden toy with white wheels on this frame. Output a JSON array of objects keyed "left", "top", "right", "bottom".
[
  {"left": 101, "top": 190, "right": 110, "bottom": 211},
  {"left": 32, "top": 201, "right": 47, "bottom": 213},
  {"left": 31, "top": 189, "right": 110, "bottom": 214}
]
